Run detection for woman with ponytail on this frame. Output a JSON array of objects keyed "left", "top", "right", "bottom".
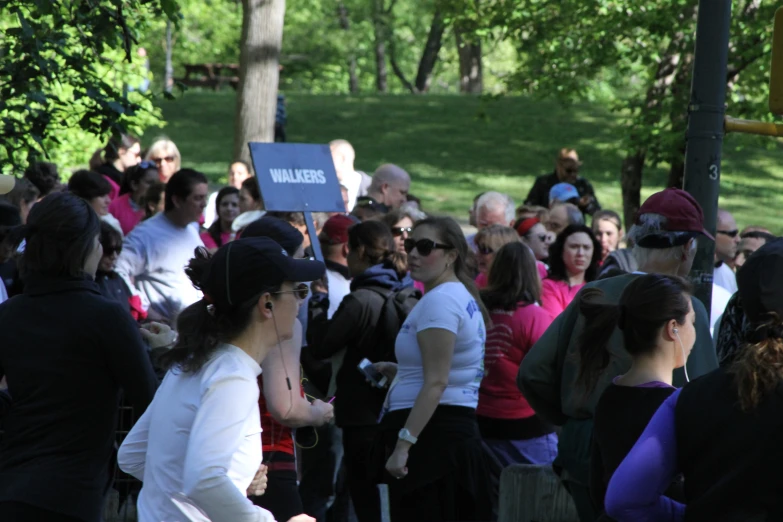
[
  {"left": 306, "top": 219, "right": 413, "bottom": 522},
  {"left": 577, "top": 274, "right": 694, "bottom": 517},
  {"left": 118, "top": 237, "right": 325, "bottom": 522},
  {"left": 376, "top": 216, "right": 493, "bottom": 522},
  {"left": 605, "top": 239, "right": 783, "bottom": 521}
]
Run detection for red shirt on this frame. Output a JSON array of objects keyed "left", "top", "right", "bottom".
[
  {"left": 477, "top": 303, "right": 553, "bottom": 420},
  {"left": 200, "top": 231, "right": 233, "bottom": 250},
  {"left": 258, "top": 375, "right": 304, "bottom": 455},
  {"left": 109, "top": 193, "right": 145, "bottom": 236},
  {"left": 540, "top": 277, "right": 585, "bottom": 318}
]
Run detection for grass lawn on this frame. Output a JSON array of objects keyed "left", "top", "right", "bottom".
[{"left": 145, "top": 91, "right": 783, "bottom": 231}]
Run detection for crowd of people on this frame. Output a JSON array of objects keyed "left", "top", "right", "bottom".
[{"left": 0, "top": 136, "right": 779, "bottom": 522}]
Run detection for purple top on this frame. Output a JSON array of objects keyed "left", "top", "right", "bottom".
[
  {"left": 604, "top": 388, "right": 684, "bottom": 522},
  {"left": 611, "top": 376, "right": 675, "bottom": 389}
]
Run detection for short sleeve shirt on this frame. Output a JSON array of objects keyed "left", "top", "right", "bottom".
[{"left": 387, "top": 282, "right": 486, "bottom": 411}]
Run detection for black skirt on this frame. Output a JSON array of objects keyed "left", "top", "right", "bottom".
[{"left": 378, "top": 405, "right": 493, "bottom": 522}]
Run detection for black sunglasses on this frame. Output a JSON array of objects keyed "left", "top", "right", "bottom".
[
  {"left": 717, "top": 229, "right": 739, "bottom": 238},
  {"left": 272, "top": 283, "right": 309, "bottom": 300},
  {"left": 102, "top": 245, "right": 122, "bottom": 256},
  {"left": 476, "top": 244, "right": 494, "bottom": 255},
  {"left": 403, "top": 238, "right": 452, "bottom": 256},
  {"left": 392, "top": 226, "right": 413, "bottom": 237}
]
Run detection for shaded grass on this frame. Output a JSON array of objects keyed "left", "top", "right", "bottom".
[{"left": 144, "top": 91, "right": 783, "bottom": 231}]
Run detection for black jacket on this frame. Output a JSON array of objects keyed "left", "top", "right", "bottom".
[
  {"left": 96, "top": 162, "right": 123, "bottom": 186},
  {"left": 525, "top": 170, "right": 600, "bottom": 215},
  {"left": 307, "top": 262, "right": 412, "bottom": 426},
  {"left": 0, "top": 275, "right": 157, "bottom": 522}
]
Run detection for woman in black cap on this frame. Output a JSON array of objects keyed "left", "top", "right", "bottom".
[
  {"left": 605, "top": 238, "right": 783, "bottom": 521},
  {"left": 118, "top": 236, "right": 325, "bottom": 522}
]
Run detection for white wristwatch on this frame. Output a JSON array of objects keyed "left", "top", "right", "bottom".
[{"left": 398, "top": 428, "right": 418, "bottom": 445}]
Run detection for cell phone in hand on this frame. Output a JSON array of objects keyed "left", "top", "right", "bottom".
[{"left": 358, "top": 358, "right": 388, "bottom": 388}]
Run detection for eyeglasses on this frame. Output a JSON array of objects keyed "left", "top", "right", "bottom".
[
  {"left": 717, "top": 229, "right": 739, "bottom": 238},
  {"left": 272, "top": 283, "right": 310, "bottom": 300},
  {"left": 392, "top": 226, "right": 412, "bottom": 237},
  {"left": 476, "top": 244, "right": 494, "bottom": 255},
  {"left": 152, "top": 156, "right": 176, "bottom": 164},
  {"left": 403, "top": 238, "right": 452, "bottom": 256}
]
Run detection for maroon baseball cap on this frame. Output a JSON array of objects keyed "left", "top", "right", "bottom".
[
  {"left": 321, "top": 214, "right": 357, "bottom": 244},
  {"left": 635, "top": 188, "right": 715, "bottom": 244}
]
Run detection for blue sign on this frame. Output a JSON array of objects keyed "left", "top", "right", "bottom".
[{"left": 248, "top": 143, "right": 345, "bottom": 213}]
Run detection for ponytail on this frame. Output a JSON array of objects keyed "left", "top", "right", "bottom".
[
  {"left": 574, "top": 287, "right": 619, "bottom": 393},
  {"left": 731, "top": 317, "right": 783, "bottom": 411}
]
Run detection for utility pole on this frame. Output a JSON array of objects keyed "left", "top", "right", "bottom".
[{"left": 683, "top": 0, "right": 732, "bottom": 316}]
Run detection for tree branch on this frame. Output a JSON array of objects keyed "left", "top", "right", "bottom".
[{"left": 388, "top": 38, "right": 417, "bottom": 93}]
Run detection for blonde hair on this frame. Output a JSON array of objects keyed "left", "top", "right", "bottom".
[
  {"left": 145, "top": 137, "right": 181, "bottom": 172},
  {"left": 475, "top": 225, "right": 520, "bottom": 252}
]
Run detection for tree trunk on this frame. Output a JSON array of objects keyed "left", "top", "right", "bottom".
[
  {"left": 234, "top": 0, "right": 286, "bottom": 163},
  {"left": 455, "top": 28, "right": 482, "bottom": 94},
  {"left": 621, "top": 151, "right": 646, "bottom": 234},
  {"left": 164, "top": 20, "right": 173, "bottom": 93},
  {"left": 372, "top": 0, "right": 388, "bottom": 93},
  {"left": 414, "top": 9, "right": 446, "bottom": 93},
  {"left": 337, "top": 1, "right": 359, "bottom": 94}
]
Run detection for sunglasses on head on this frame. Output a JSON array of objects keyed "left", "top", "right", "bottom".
[
  {"left": 403, "top": 238, "right": 452, "bottom": 256},
  {"left": 717, "top": 229, "right": 739, "bottom": 238},
  {"left": 138, "top": 160, "right": 157, "bottom": 170},
  {"left": 272, "top": 283, "right": 310, "bottom": 300},
  {"left": 476, "top": 244, "right": 494, "bottom": 255},
  {"left": 392, "top": 226, "right": 413, "bottom": 237}
]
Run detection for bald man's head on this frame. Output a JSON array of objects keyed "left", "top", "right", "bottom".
[
  {"left": 369, "top": 164, "right": 410, "bottom": 209},
  {"left": 330, "top": 139, "right": 356, "bottom": 180},
  {"left": 716, "top": 208, "right": 739, "bottom": 262}
]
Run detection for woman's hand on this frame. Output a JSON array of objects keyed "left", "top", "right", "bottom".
[
  {"left": 310, "top": 399, "right": 334, "bottom": 426},
  {"left": 373, "top": 362, "right": 398, "bottom": 382},
  {"left": 246, "top": 464, "right": 268, "bottom": 497},
  {"left": 286, "top": 515, "right": 316, "bottom": 522},
  {"left": 140, "top": 322, "right": 177, "bottom": 349},
  {"left": 385, "top": 445, "right": 410, "bottom": 480}
]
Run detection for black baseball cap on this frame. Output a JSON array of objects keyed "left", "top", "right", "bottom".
[
  {"left": 737, "top": 237, "right": 783, "bottom": 325},
  {"left": 202, "top": 236, "right": 324, "bottom": 310}
]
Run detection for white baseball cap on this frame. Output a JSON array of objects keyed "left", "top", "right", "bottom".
[{"left": 0, "top": 174, "right": 15, "bottom": 195}]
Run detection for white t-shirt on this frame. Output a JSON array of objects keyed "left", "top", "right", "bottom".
[
  {"left": 340, "top": 170, "right": 372, "bottom": 211},
  {"left": 710, "top": 283, "right": 733, "bottom": 337},
  {"left": 203, "top": 191, "right": 220, "bottom": 229},
  {"left": 118, "top": 344, "right": 273, "bottom": 522},
  {"left": 326, "top": 268, "right": 351, "bottom": 319},
  {"left": 387, "top": 282, "right": 486, "bottom": 411},
  {"left": 713, "top": 262, "right": 738, "bottom": 294}
]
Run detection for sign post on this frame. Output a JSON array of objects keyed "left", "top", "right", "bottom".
[{"left": 247, "top": 143, "right": 345, "bottom": 261}]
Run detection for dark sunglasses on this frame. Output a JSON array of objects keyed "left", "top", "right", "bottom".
[
  {"left": 403, "top": 238, "right": 452, "bottom": 256},
  {"left": 476, "top": 244, "right": 494, "bottom": 255},
  {"left": 717, "top": 229, "right": 739, "bottom": 238},
  {"left": 392, "top": 226, "right": 413, "bottom": 237},
  {"left": 103, "top": 246, "right": 122, "bottom": 256},
  {"left": 272, "top": 283, "right": 309, "bottom": 300},
  {"left": 152, "top": 155, "right": 176, "bottom": 164}
]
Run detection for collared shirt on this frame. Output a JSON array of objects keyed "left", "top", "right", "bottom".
[{"left": 119, "top": 344, "right": 273, "bottom": 522}]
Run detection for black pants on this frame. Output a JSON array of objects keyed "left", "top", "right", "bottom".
[
  {"left": 0, "top": 502, "right": 86, "bottom": 522},
  {"left": 343, "top": 425, "right": 381, "bottom": 522},
  {"left": 250, "top": 451, "right": 304, "bottom": 522}
]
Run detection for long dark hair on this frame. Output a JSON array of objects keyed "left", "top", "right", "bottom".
[
  {"left": 481, "top": 242, "right": 541, "bottom": 311},
  {"left": 548, "top": 224, "right": 602, "bottom": 283},
  {"left": 348, "top": 220, "right": 407, "bottom": 278},
  {"left": 160, "top": 247, "right": 282, "bottom": 373},
  {"left": 731, "top": 315, "right": 783, "bottom": 411},
  {"left": 104, "top": 133, "right": 140, "bottom": 162},
  {"left": 16, "top": 192, "right": 101, "bottom": 279},
  {"left": 413, "top": 216, "right": 490, "bottom": 325},
  {"left": 575, "top": 274, "right": 692, "bottom": 393},
  {"left": 207, "top": 187, "right": 239, "bottom": 247}
]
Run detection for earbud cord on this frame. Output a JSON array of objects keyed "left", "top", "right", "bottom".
[
  {"left": 675, "top": 331, "right": 689, "bottom": 383},
  {"left": 269, "top": 306, "right": 294, "bottom": 420}
]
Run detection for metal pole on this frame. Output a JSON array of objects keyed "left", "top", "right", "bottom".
[{"left": 683, "top": 0, "right": 732, "bottom": 316}]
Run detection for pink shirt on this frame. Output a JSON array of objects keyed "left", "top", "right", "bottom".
[
  {"left": 540, "top": 277, "right": 585, "bottom": 318},
  {"left": 108, "top": 193, "right": 144, "bottom": 236},
  {"left": 104, "top": 175, "right": 121, "bottom": 201},
  {"left": 200, "top": 231, "right": 234, "bottom": 250}
]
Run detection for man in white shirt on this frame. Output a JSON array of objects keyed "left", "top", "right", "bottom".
[
  {"left": 330, "top": 140, "right": 371, "bottom": 212},
  {"left": 714, "top": 209, "right": 739, "bottom": 294},
  {"left": 115, "top": 169, "right": 208, "bottom": 323},
  {"left": 318, "top": 214, "right": 355, "bottom": 318}
]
